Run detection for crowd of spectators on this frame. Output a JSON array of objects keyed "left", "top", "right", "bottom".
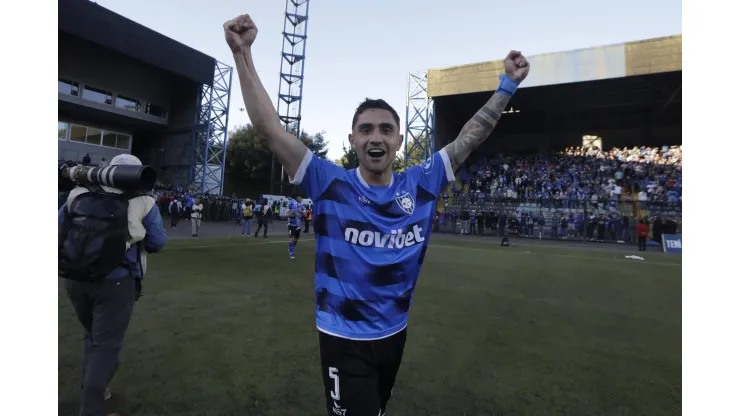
[
  {"left": 433, "top": 144, "right": 682, "bottom": 245},
  {"left": 445, "top": 145, "right": 682, "bottom": 205},
  {"left": 433, "top": 208, "right": 680, "bottom": 244}
]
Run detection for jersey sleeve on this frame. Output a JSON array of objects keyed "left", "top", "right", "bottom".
[
  {"left": 405, "top": 148, "right": 456, "bottom": 197},
  {"left": 289, "top": 149, "right": 346, "bottom": 200}
]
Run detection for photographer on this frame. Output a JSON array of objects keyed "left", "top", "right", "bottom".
[{"left": 58, "top": 154, "right": 167, "bottom": 416}]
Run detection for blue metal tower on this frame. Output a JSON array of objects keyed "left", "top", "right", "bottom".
[
  {"left": 190, "top": 61, "right": 233, "bottom": 195},
  {"left": 404, "top": 71, "right": 434, "bottom": 168},
  {"left": 272, "top": 0, "right": 310, "bottom": 193}
]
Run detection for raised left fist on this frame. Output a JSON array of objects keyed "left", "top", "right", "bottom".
[{"left": 504, "top": 50, "right": 530, "bottom": 83}]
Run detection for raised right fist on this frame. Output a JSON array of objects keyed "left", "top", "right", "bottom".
[{"left": 224, "top": 14, "right": 258, "bottom": 53}]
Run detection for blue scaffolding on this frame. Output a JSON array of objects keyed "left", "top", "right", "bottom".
[
  {"left": 272, "top": 0, "right": 310, "bottom": 193},
  {"left": 190, "top": 61, "right": 233, "bottom": 195},
  {"left": 404, "top": 71, "right": 434, "bottom": 168}
]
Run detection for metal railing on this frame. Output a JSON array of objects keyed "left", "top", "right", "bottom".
[{"left": 432, "top": 197, "right": 681, "bottom": 245}]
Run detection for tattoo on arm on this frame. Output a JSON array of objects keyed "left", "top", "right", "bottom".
[{"left": 444, "top": 92, "right": 511, "bottom": 171}]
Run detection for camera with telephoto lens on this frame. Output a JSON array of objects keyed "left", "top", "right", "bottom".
[{"left": 59, "top": 163, "right": 157, "bottom": 192}]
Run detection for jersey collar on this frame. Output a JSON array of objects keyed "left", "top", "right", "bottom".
[{"left": 355, "top": 167, "right": 394, "bottom": 189}]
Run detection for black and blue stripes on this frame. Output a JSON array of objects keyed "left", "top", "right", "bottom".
[{"left": 294, "top": 151, "right": 451, "bottom": 339}]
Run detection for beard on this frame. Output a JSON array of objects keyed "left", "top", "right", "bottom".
[{"left": 359, "top": 152, "right": 394, "bottom": 174}]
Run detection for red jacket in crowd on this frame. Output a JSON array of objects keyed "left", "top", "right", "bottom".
[{"left": 636, "top": 223, "right": 649, "bottom": 237}]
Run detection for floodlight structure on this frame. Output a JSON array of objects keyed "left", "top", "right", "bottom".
[
  {"left": 404, "top": 71, "right": 434, "bottom": 169},
  {"left": 190, "top": 61, "right": 233, "bottom": 195},
  {"left": 271, "top": 0, "right": 311, "bottom": 194}
]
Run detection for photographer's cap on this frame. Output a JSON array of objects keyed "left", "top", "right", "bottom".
[
  {"left": 102, "top": 154, "right": 143, "bottom": 194},
  {"left": 110, "top": 154, "right": 142, "bottom": 166}
]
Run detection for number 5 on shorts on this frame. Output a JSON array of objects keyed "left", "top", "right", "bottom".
[{"left": 329, "top": 367, "right": 340, "bottom": 400}]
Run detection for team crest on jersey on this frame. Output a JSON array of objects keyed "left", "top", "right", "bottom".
[
  {"left": 420, "top": 155, "right": 434, "bottom": 174},
  {"left": 395, "top": 192, "right": 415, "bottom": 215}
]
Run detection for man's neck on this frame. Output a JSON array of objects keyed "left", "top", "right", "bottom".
[{"left": 359, "top": 165, "right": 392, "bottom": 187}]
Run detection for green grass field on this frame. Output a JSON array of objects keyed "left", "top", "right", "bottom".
[{"left": 58, "top": 235, "right": 682, "bottom": 416}]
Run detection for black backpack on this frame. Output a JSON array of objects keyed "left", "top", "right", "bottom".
[{"left": 59, "top": 189, "right": 142, "bottom": 282}]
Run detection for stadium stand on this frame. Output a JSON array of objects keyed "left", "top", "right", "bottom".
[{"left": 434, "top": 145, "right": 682, "bottom": 243}]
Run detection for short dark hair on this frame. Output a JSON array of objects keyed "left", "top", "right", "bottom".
[{"left": 351, "top": 98, "right": 401, "bottom": 130}]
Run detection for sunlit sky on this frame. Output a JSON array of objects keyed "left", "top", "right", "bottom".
[{"left": 96, "top": 0, "right": 681, "bottom": 160}]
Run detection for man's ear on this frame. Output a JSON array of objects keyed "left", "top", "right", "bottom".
[
  {"left": 348, "top": 133, "right": 355, "bottom": 150},
  {"left": 395, "top": 134, "right": 403, "bottom": 152}
]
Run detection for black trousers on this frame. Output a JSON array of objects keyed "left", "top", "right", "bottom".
[
  {"left": 253, "top": 218, "right": 268, "bottom": 237},
  {"left": 64, "top": 277, "right": 136, "bottom": 416},
  {"left": 638, "top": 236, "right": 647, "bottom": 251},
  {"left": 319, "top": 328, "right": 407, "bottom": 416}
]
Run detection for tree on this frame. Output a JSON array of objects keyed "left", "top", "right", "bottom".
[
  {"left": 335, "top": 143, "right": 359, "bottom": 169},
  {"left": 392, "top": 154, "right": 404, "bottom": 173},
  {"left": 402, "top": 139, "right": 429, "bottom": 168},
  {"left": 223, "top": 124, "right": 330, "bottom": 196},
  {"left": 299, "top": 130, "right": 329, "bottom": 159},
  {"left": 223, "top": 124, "right": 273, "bottom": 195}
]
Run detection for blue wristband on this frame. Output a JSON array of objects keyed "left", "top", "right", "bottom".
[{"left": 496, "top": 74, "right": 519, "bottom": 96}]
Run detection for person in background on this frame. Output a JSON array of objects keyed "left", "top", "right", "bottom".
[
  {"left": 241, "top": 198, "right": 253, "bottom": 236},
  {"left": 560, "top": 215, "right": 568, "bottom": 239},
  {"left": 537, "top": 212, "right": 546, "bottom": 239},
  {"left": 636, "top": 219, "right": 650, "bottom": 251},
  {"left": 652, "top": 216, "right": 664, "bottom": 244},
  {"left": 286, "top": 195, "right": 306, "bottom": 259},
  {"left": 597, "top": 215, "right": 607, "bottom": 241},
  {"left": 498, "top": 211, "right": 508, "bottom": 237},
  {"left": 449, "top": 210, "right": 458, "bottom": 234},
  {"left": 168, "top": 198, "right": 181, "bottom": 229},
  {"left": 484, "top": 211, "right": 493, "bottom": 234},
  {"left": 629, "top": 214, "right": 639, "bottom": 245},
  {"left": 273, "top": 201, "right": 281, "bottom": 229},
  {"left": 253, "top": 198, "right": 269, "bottom": 238},
  {"left": 621, "top": 214, "right": 631, "bottom": 243},
  {"left": 183, "top": 194, "right": 195, "bottom": 222},
  {"left": 303, "top": 205, "right": 313, "bottom": 233},
  {"left": 82, "top": 153, "right": 91, "bottom": 166},
  {"left": 460, "top": 210, "right": 470, "bottom": 235},
  {"left": 191, "top": 198, "right": 204, "bottom": 237},
  {"left": 99, "top": 157, "right": 109, "bottom": 168}
]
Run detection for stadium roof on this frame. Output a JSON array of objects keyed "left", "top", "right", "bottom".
[
  {"left": 58, "top": 0, "right": 216, "bottom": 86},
  {"left": 428, "top": 35, "right": 682, "bottom": 97}
]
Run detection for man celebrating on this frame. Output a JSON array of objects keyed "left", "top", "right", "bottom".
[
  {"left": 225, "top": 14, "right": 529, "bottom": 416},
  {"left": 287, "top": 195, "right": 306, "bottom": 259}
]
